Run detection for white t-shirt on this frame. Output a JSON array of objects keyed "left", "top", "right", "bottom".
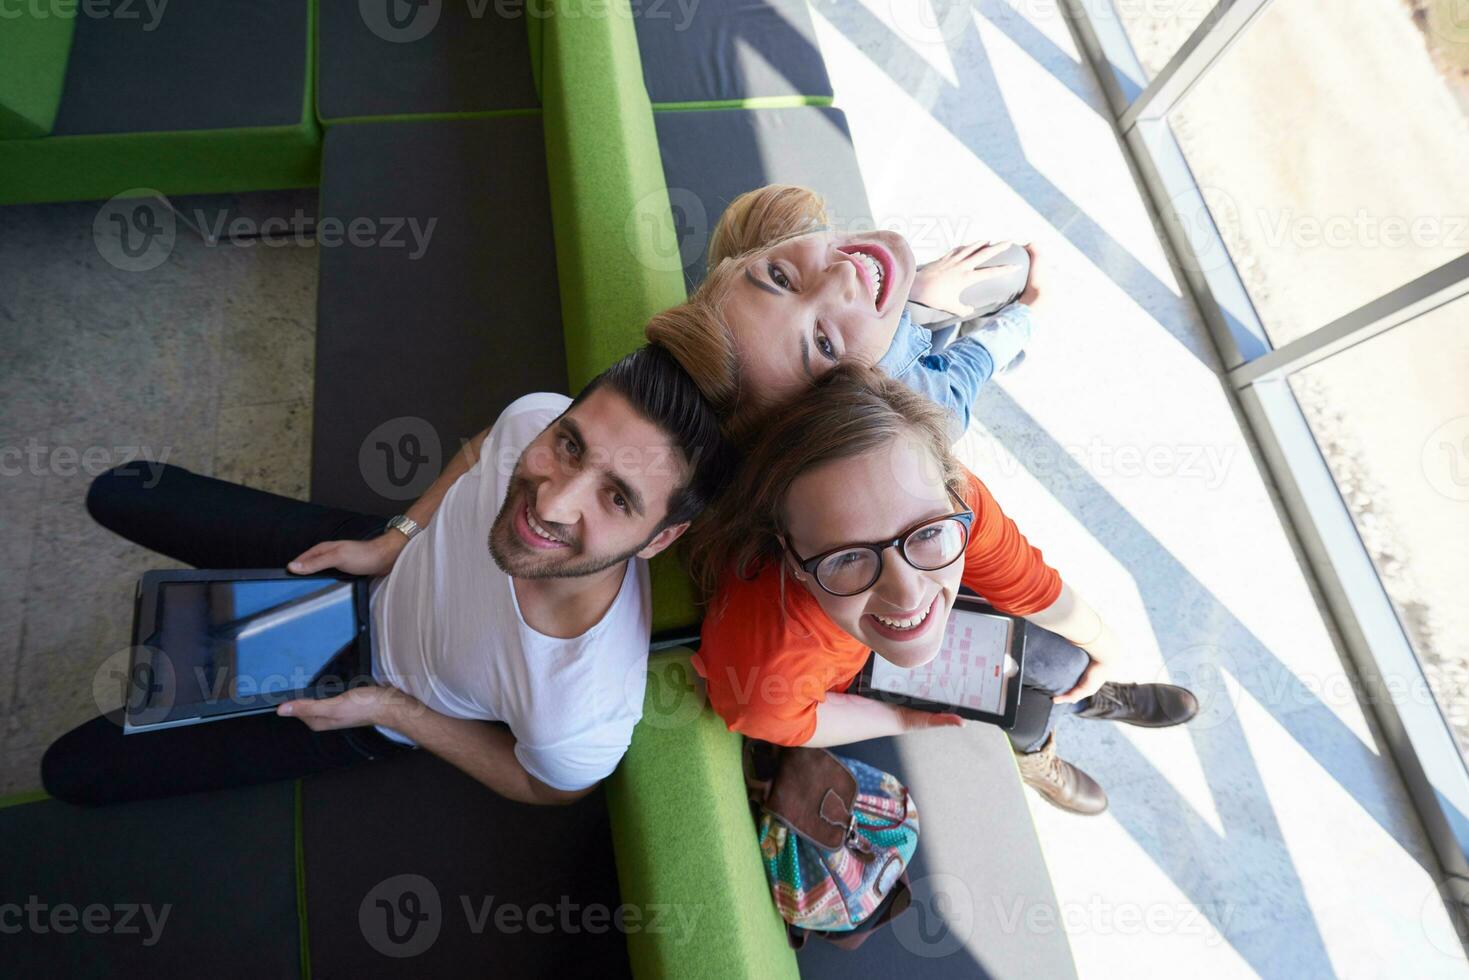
[{"left": 369, "top": 393, "right": 651, "bottom": 791}]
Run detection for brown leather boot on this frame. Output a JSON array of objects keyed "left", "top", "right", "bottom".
[
  {"left": 1016, "top": 733, "right": 1108, "bottom": 816},
  {"left": 1076, "top": 682, "right": 1199, "bottom": 728}
]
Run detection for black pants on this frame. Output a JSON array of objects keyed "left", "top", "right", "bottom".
[
  {"left": 1008, "top": 625, "right": 1093, "bottom": 754},
  {"left": 41, "top": 465, "right": 411, "bottom": 807}
]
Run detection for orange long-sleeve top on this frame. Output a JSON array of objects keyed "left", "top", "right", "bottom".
[{"left": 692, "top": 466, "right": 1063, "bottom": 745}]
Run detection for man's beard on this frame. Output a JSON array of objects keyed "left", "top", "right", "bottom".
[{"left": 488, "top": 477, "right": 655, "bottom": 580}]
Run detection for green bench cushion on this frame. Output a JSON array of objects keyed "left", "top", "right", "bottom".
[
  {"left": 607, "top": 651, "right": 799, "bottom": 979},
  {"left": 0, "top": 6, "right": 74, "bottom": 138},
  {"left": 51, "top": 0, "right": 309, "bottom": 136},
  {"left": 0, "top": 0, "right": 317, "bottom": 206},
  {"left": 539, "top": 0, "right": 696, "bottom": 633}
]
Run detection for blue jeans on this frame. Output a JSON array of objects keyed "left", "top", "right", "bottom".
[{"left": 1009, "top": 624, "right": 1093, "bottom": 754}]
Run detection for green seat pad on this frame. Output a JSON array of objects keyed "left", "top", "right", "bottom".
[{"left": 0, "top": 6, "right": 74, "bottom": 138}]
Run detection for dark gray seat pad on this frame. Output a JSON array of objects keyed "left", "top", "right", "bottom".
[
  {"left": 52, "top": 0, "right": 307, "bottom": 135},
  {"left": 0, "top": 781, "right": 300, "bottom": 977},
  {"left": 634, "top": 0, "right": 833, "bottom": 104},
  {"left": 653, "top": 106, "right": 871, "bottom": 290},
  {"left": 311, "top": 116, "right": 567, "bottom": 517},
  {"left": 317, "top": 0, "right": 539, "bottom": 120},
  {"left": 300, "top": 748, "right": 630, "bottom": 976}
]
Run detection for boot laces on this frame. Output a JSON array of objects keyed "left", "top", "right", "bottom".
[{"left": 1088, "top": 682, "right": 1130, "bottom": 716}]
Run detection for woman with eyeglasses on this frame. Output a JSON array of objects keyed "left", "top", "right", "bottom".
[{"left": 687, "top": 365, "right": 1197, "bottom": 815}]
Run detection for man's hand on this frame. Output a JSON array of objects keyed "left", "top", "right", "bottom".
[
  {"left": 277, "top": 683, "right": 420, "bottom": 732},
  {"left": 289, "top": 533, "right": 405, "bottom": 577},
  {"left": 910, "top": 241, "right": 1023, "bottom": 319}
]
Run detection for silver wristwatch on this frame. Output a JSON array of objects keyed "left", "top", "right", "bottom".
[{"left": 386, "top": 514, "right": 422, "bottom": 541}]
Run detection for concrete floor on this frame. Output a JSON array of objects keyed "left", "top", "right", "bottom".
[
  {"left": 1, "top": 1, "right": 1466, "bottom": 978},
  {"left": 808, "top": 0, "right": 1469, "bottom": 976},
  {"left": 0, "top": 193, "right": 318, "bottom": 794}
]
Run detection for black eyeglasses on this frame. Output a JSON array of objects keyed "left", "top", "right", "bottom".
[{"left": 785, "top": 487, "right": 974, "bottom": 597}]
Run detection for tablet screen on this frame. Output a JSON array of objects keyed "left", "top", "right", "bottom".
[
  {"left": 867, "top": 606, "right": 1019, "bottom": 714},
  {"left": 158, "top": 578, "right": 358, "bottom": 704}
]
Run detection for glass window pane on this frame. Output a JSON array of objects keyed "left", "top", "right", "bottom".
[
  {"left": 1170, "top": 0, "right": 1469, "bottom": 345},
  {"left": 1288, "top": 294, "right": 1469, "bottom": 756},
  {"left": 1111, "top": 0, "right": 1223, "bottom": 79}
]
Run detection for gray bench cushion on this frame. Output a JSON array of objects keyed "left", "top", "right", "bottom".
[
  {"left": 311, "top": 116, "right": 567, "bottom": 516},
  {"left": 653, "top": 106, "right": 871, "bottom": 291},
  {"left": 0, "top": 782, "right": 300, "bottom": 976},
  {"left": 634, "top": 0, "right": 833, "bottom": 104},
  {"left": 300, "top": 748, "right": 630, "bottom": 975},
  {"left": 52, "top": 0, "right": 307, "bottom": 135},
  {"left": 317, "top": 0, "right": 538, "bottom": 121}
]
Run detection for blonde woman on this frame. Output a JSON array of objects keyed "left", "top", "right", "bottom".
[
  {"left": 648, "top": 184, "right": 1039, "bottom": 443},
  {"left": 687, "top": 366, "right": 1197, "bottom": 814}
]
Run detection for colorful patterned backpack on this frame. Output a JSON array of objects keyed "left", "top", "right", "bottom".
[{"left": 744, "top": 740, "right": 921, "bottom": 948}]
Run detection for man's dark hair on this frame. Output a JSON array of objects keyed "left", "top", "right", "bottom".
[{"left": 569, "top": 344, "right": 737, "bottom": 528}]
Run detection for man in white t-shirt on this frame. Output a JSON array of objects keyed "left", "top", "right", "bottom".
[
  {"left": 42, "top": 346, "right": 732, "bottom": 808},
  {"left": 277, "top": 346, "right": 733, "bottom": 803}
]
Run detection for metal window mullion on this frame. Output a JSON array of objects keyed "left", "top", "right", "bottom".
[
  {"left": 1229, "top": 251, "right": 1469, "bottom": 386},
  {"left": 1118, "top": 0, "right": 1277, "bottom": 133}
]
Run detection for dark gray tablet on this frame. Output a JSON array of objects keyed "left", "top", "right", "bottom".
[
  {"left": 853, "top": 596, "right": 1026, "bottom": 729},
  {"left": 123, "top": 569, "right": 373, "bottom": 734}
]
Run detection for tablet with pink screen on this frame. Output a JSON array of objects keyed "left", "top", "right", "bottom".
[{"left": 853, "top": 596, "right": 1026, "bottom": 728}]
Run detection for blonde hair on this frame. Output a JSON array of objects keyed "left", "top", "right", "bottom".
[
  {"left": 706, "top": 184, "right": 829, "bottom": 269},
  {"left": 685, "top": 363, "right": 966, "bottom": 604},
  {"left": 645, "top": 184, "right": 833, "bottom": 447}
]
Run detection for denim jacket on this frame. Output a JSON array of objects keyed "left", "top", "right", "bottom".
[{"left": 876, "top": 302, "right": 1033, "bottom": 434}]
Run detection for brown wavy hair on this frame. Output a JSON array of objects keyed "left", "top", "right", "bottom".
[
  {"left": 685, "top": 363, "right": 966, "bottom": 605},
  {"left": 645, "top": 184, "right": 832, "bottom": 447}
]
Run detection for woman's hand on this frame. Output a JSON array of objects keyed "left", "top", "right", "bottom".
[
  {"left": 1016, "top": 243, "right": 1044, "bottom": 310},
  {"left": 910, "top": 241, "right": 1023, "bottom": 319},
  {"left": 289, "top": 533, "right": 406, "bottom": 578},
  {"left": 1053, "top": 622, "right": 1121, "bottom": 705}
]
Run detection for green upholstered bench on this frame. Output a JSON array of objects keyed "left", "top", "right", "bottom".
[
  {"left": 0, "top": 0, "right": 318, "bottom": 206},
  {"left": 0, "top": 0, "right": 1073, "bottom": 976}
]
